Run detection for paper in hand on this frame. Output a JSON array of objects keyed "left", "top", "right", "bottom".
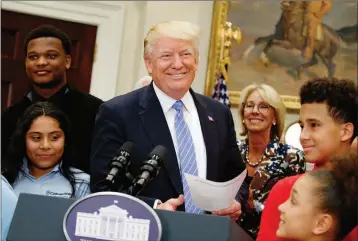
[{"left": 184, "top": 169, "right": 247, "bottom": 211}]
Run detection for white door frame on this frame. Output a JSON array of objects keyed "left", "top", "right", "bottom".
[{"left": 2, "top": 1, "right": 125, "bottom": 101}]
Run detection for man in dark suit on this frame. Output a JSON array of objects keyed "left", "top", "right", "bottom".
[
  {"left": 2, "top": 25, "right": 103, "bottom": 174},
  {"left": 91, "top": 21, "right": 247, "bottom": 219}
]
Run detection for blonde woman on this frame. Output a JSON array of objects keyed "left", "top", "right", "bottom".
[{"left": 237, "top": 83, "right": 305, "bottom": 238}]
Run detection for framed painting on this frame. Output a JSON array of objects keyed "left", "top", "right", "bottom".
[{"left": 205, "top": 1, "right": 357, "bottom": 109}]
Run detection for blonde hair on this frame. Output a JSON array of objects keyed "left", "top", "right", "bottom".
[
  {"left": 143, "top": 21, "right": 200, "bottom": 58},
  {"left": 239, "top": 83, "right": 286, "bottom": 139}
]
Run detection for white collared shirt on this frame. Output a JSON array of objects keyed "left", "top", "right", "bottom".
[{"left": 153, "top": 82, "right": 207, "bottom": 179}]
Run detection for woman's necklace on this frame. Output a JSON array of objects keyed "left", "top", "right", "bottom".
[{"left": 245, "top": 146, "right": 264, "bottom": 168}]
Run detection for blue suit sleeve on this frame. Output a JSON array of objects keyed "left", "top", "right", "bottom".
[{"left": 90, "top": 102, "right": 126, "bottom": 192}]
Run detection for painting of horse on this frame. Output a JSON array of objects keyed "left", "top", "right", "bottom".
[
  {"left": 251, "top": 7, "right": 357, "bottom": 80},
  {"left": 227, "top": 1, "right": 357, "bottom": 97}
]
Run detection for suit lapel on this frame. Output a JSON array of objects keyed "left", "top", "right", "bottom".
[
  {"left": 139, "top": 84, "right": 182, "bottom": 194},
  {"left": 191, "top": 90, "right": 220, "bottom": 181}
]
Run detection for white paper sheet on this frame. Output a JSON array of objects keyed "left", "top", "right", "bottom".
[{"left": 184, "top": 169, "right": 247, "bottom": 211}]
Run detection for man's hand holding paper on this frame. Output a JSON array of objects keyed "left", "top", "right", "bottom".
[
  {"left": 212, "top": 199, "right": 242, "bottom": 221},
  {"left": 184, "top": 169, "right": 247, "bottom": 219}
]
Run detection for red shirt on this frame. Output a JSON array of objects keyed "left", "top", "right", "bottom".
[
  {"left": 257, "top": 172, "right": 357, "bottom": 241},
  {"left": 344, "top": 227, "right": 358, "bottom": 241},
  {"left": 257, "top": 174, "right": 303, "bottom": 241}
]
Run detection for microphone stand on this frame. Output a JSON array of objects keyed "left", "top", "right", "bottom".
[
  {"left": 94, "top": 171, "right": 135, "bottom": 193},
  {"left": 127, "top": 179, "right": 144, "bottom": 196},
  {"left": 116, "top": 171, "right": 135, "bottom": 193}
]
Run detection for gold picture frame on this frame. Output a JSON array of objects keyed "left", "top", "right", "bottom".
[
  {"left": 205, "top": 1, "right": 300, "bottom": 109},
  {"left": 205, "top": 1, "right": 357, "bottom": 110}
]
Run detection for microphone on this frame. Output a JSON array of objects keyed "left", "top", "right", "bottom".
[
  {"left": 105, "top": 142, "right": 133, "bottom": 188},
  {"left": 128, "top": 145, "right": 168, "bottom": 196}
]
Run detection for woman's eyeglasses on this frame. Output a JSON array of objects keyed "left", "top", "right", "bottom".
[{"left": 243, "top": 102, "right": 272, "bottom": 114}]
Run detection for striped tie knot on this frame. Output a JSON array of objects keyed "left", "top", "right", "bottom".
[{"left": 172, "top": 100, "right": 184, "bottom": 112}]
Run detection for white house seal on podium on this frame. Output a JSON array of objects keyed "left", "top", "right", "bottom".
[{"left": 63, "top": 192, "right": 162, "bottom": 241}]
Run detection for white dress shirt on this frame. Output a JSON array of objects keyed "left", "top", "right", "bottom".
[{"left": 153, "top": 82, "right": 207, "bottom": 179}]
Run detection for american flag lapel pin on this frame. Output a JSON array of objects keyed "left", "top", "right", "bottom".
[{"left": 208, "top": 116, "right": 214, "bottom": 122}]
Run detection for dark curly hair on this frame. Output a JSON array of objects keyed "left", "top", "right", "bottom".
[
  {"left": 307, "top": 152, "right": 357, "bottom": 241},
  {"left": 23, "top": 24, "right": 71, "bottom": 56},
  {"left": 300, "top": 77, "right": 358, "bottom": 140},
  {"left": 2, "top": 102, "right": 78, "bottom": 198}
]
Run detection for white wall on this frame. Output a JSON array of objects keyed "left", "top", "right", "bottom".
[
  {"left": 116, "top": 1, "right": 213, "bottom": 96},
  {"left": 114, "top": 2, "right": 147, "bottom": 96}
]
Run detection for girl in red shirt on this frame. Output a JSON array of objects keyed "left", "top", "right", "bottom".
[{"left": 277, "top": 152, "right": 357, "bottom": 241}]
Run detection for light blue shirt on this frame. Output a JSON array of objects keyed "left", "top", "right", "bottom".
[
  {"left": 1, "top": 175, "right": 18, "bottom": 241},
  {"left": 12, "top": 158, "right": 90, "bottom": 200}
]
